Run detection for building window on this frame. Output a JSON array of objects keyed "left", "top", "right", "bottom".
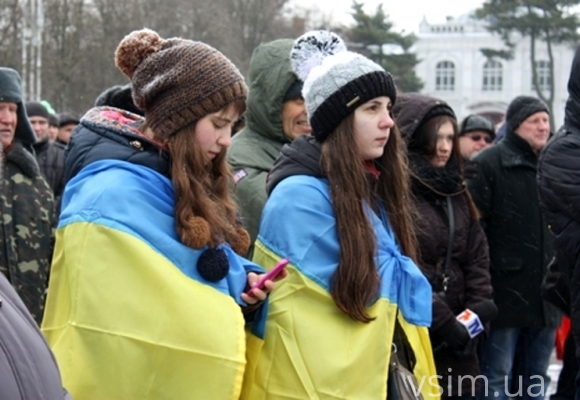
[
  {"left": 532, "top": 60, "right": 551, "bottom": 91},
  {"left": 436, "top": 61, "right": 455, "bottom": 91},
  {"left": 482, "top": 60, "right": 502, "bottom": 91}
]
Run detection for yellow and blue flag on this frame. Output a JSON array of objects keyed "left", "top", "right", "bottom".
[
  {"left": 42, "top": 160, "right": 261, "bottom": 400},
  {"left": 242, "top": 175, "right": 439, "bottom": 400}
]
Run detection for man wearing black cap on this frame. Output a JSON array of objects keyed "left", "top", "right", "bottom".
[
  {"left": 227, "top": 39, "right": 311, "bottom": 254},
  {"left": 55, "top": 112, "right": 79, "bottom": 146},
  {"left": 26, "top": 101, "right": 65, "bottom": 198},
  {"left": 458, "top": 114, "right": 495, "bottom": 160},
  {"left": 468, "top": 96, "right": 558, "bottom": 400},
  {"left": 0, "top": 67, "right": 54, "bottom": 324}
]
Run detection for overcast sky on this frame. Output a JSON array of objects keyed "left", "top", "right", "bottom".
[{"left": 287, "top": 0, "right": 486, "bottom": 34}]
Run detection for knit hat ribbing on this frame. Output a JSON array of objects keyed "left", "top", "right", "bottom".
[
  {"left": 290, "top": 31, "right": 397, "bottom": 142},
  {"left": 115, "top": 28, "right": 247, "bottom": 139},
  {"left": 505, "top": 95, "right": 549, "bottom": 133}
]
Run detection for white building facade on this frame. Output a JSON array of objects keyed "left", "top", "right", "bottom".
[{"left": 414, "top": 12, "right": 576, "bottom": 128}]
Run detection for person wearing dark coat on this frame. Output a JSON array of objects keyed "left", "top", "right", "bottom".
[
  {"left": 393, "top": 93, "right": 497, "bottom": 399},
  {"left": 468, "top": 95, "right": 559, "bottom": 400},
  {"left": 537, "top": 44, "right": 580, "bottom": 400},
  {"left": 26, "top": 101, "right": 65, "bottom": 198},
  {"left": 458, "top": 115, "right": 495, "bottom": 180},
  {"left": 0, "top": 68, "right": 55, "bottom": 325}
]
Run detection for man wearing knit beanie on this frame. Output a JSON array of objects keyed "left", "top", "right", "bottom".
[
  {"left": 26, "top": 101, "right": 65, "bottom": 198},
  {"left": 55, "top": 112, "right": 80, "bottom": 146},
  {"left": 228, "top": 38, "right": 311, "bottom": 252},
  {"left": 0, "top": 67, "right": 54, "bottom": 325},
  {"left": 467, "top": 94, "right": 556, "bottom": 400}
]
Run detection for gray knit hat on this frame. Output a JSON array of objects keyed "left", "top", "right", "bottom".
[
  {"left": 290, "top": 31, "right": 397, "bottom": 142},
  {"left": 0, "top": 68, "right": 36, "bottom": 145},
  {"left": 115, "top": 28, "right": 247, "bottom": 140}
]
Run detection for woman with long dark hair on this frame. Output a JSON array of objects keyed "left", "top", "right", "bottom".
[
  {"left": 41, "top": 29, "right": 281, "bottom": 399},
  {"left": 241, "top": 31, "right": 436, "bottom": 399},
  {"left": 393, "top": 93, "right": 497, "bottom": 400}
]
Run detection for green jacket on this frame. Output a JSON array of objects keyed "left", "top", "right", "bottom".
[
  {"left": 1, "top": 142, "right": 54, "bottom": 324},
  {"left": 228, "top": 39, "right": 298, "bottom": 246}
]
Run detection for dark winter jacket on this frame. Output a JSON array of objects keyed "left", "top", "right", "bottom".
[
  {"left": 33, "top": 138, "right": 65, "bottom": 198},
  {"left": 537, "top": 44, "right": 580, "bottom": 356},
  {"left": 468, "top": 129, "right": 560, "bottom": 329},
  {"left": 408, "top": 155, "right": 493, "bottom": 396},
  {"left": 394, "top": 94, "right": 494, "bottom": 396},
  {"left": 63, "top": 108, "right": 169, "bottom": 183},
  {"left": 227, "top": 39, "right": 300, "bottom": 246},
  {"left": 1, "top": 142, "right": 54, "bottom": 324},
  {"left": 0, "top": 272, "right": 70, "bottom": 399}
]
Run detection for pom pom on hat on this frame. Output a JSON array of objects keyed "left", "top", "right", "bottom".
[
  {"left": 290, "top": 30, "right": 397, "bottom": 142},
  {"left": 290, "top": 31, "right": 347, "bottom": 82},
  {"left": 115, "top": 28, "right": 163, "bottom": 79},
  {"left": 113, "top": 28, "right": 247, "bottom": 140}
]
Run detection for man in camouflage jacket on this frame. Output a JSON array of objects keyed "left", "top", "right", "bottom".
[{"left": 0, "top": 67, "right": 54, "bottom": 324}]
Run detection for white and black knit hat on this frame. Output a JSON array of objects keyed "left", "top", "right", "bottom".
[{"left": 291, "top": 30, "right": 397, "bottom": 142}]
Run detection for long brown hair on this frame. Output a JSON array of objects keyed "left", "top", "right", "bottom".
[
  {"left": 320, "top": 113, "right": 418, "bottom": 323},
  {"left": 408, "top": 115, "right": 461, "bottom": 161},
  {"left": 409, "top": 114, "right": 480, "bottom": 220},
  {"left": 163, "top": 99, "right": 246, "bottom": 249}
]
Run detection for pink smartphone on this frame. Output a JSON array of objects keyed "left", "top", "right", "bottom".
[{"left": 246, "top": 258, "right": 289, "bottom": 297}]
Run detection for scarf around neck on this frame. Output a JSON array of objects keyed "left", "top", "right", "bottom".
[{"left": 408, "top": 153, "right": 464, "bottom": 197}]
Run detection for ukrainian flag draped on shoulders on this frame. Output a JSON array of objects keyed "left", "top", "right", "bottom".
[
  {"left": 41, "top": 108, "right": 263, "bottom": 400},
  {"left": 242, "top": 136, "right": 438, "bottom": 400}
]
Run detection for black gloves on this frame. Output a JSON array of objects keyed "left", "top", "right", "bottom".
[
  {"left": 441, "top": 320, "right": 477, "bottom": 358},
  {"left": 443, "top": 320, "right": 471, "bottom": 351},
  {"left": 468, "top": 299, "right": 498, "bottom": 324},
  {"left": 438, "top": 299, "right": 498, "bottom": 358}
]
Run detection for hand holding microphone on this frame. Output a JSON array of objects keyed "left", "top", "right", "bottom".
[{"left": 441, "top": 299, "right": 498, "bottom": 357}]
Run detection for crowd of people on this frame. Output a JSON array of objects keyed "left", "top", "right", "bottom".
[{"left": 0, "top": 26, "right": 579, "bottom": 400}]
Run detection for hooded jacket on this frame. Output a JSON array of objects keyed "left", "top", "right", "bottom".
[
  {"left": 538, "top": 44, "right": 580, "bottom": 355},
  {"left": 42, "top": 107, "right": 265, "bottom": 400},
  {"left": 393, "top": 94, "right": 494, "bottom": 396},
  {"left": 227, "top": 39, "right": 299, "bottom": 246},
  {"left": 242, "top": 136, "right": 438, "bottom": 400}
]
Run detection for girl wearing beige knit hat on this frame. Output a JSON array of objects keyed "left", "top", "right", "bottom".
[{"left": 41, "top": 28, "right": 283, "bottom": 399}]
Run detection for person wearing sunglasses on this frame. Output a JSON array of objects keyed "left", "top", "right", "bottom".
[{"left": 458, "top": 114, "right": 495, "bottom": 161}]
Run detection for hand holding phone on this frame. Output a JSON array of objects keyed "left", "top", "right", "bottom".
[{"left": 246, "top": 258, "right": 289, "bottom": 297}]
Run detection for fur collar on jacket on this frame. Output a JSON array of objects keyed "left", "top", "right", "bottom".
[{"left": 5, "top": 141, "right": 40, "bottom": 179}]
